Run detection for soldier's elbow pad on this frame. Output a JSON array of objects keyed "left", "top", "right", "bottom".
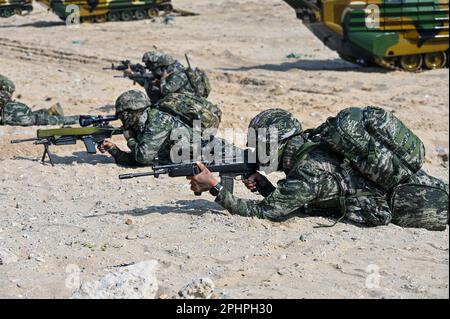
[{"left": 135, "top": 153, "right": 155, "bottom": 165}]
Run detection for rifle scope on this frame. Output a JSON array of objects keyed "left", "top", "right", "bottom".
[{"left": 79, "top": 115, "right": 119, "bottom": 127}]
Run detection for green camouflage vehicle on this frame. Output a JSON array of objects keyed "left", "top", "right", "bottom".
[
  {"left": 36, "top": 0, "right": 174, "bottom": 23},
  {"left": 0, "top": 0, "right": 33, "bottom": 17},
  {"left": 283, "top": 0, "right": 449, "bottom": 71}
]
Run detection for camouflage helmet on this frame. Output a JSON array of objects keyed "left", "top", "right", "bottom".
[
  {"left": 156, "top": 54, "right": 175, "bottom": 67},
  {"left": 115, "top": 90, "right": 150, "bottom": 115},
  {"left": 142, "top": 51, "right": 162, "bottom": 64},
  {"left": 248, "top": 109, "right": 303, "bottom": 143},
  {"left": 0, "top": 75, "right": 15, "bottom": 94}
]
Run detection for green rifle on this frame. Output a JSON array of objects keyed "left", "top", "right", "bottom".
[
  {"left": 10, "top": 115, "right": 122, "bottom": 166},
  {"left": 119, "top": 154, "right": 259, "bottom": 195}
]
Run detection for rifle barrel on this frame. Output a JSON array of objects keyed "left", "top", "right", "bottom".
[
  {"left": 10, "top": 138, "right": 40, "bottom": 144},
  {"left": 119, "top": 172, "right": 159, "bottom": 180}
]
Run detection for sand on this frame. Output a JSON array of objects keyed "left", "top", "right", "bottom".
[{"left": 0, "top": 0, "right": 448, "bottom": 298}]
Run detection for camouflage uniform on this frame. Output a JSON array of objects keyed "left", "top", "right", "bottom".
[
  {"left": 0, "top": 75, "right": 78, "bottom": 126},
  {"left": 216, "top": 139, "right": 392, "bottom": 226},
  {"left": 108, "top": 91, "right": 224, "bottom": 166},
  {"left": 136, "top": 51, "right": 195, "bottom": 103},
  {"left": 108, "top": 106, "right": 193, "bottom": 166},
  {"left": 212, "top": 109, "right": 392, "bottom": 226},
  {"left": 159, "top": 61, "right": 195, "bottom": 97},
  {"left": 214, "top": 109, "right": 448, "bottom": 229}
]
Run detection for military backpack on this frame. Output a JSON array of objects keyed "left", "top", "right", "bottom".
[
  {"left": 155, "top": 92, "right": 222, "bottom": 132},
  {"left": 185, "top": 67, "right": 211, "bottom": 98},
  {"left": 308, "top": 106, "right": 425, "bottom": 191}
]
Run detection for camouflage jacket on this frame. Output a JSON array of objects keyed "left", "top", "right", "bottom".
[
  {"left": 215, "top": 143, "right": 392, "bottom": 226},
  {"left": 159, "top": 65, "right": 194, "bottom": 97},
  {"left": 0, "top": 99, "right": 33, "bottom": 126},
  {"left": 1, "top": 100, "right": 78, "bottom": 126},
  {"left": 135, "top": 62, "right": 195, "bottom": 102},
  {"left": 108, "top": 107, "right": 193, "bottom": 166},
  {"left": 0, "top": 92, "right": 9, "bottom": 124}
]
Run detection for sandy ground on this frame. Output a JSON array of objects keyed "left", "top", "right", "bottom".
[{"left": 0, "top": 0, "right": 448, "bottom": 299}]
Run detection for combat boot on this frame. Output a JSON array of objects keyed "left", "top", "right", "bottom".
[{"left": 48, "top": 103, "right": 64, "bottom": 116}]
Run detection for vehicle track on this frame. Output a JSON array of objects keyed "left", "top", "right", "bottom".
[{"left": 0, "top": 37, "right": 116, "bottom": 68}]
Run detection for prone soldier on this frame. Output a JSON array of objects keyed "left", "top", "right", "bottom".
[
  {"left": 0, "top": 75, "right": 79, "bottom": 126},
  {"left": 189, "top": 109, "right": 449, "bottom": 231},
  {"left": 98, "top": 89, "right": 224, "bottom": 167}
]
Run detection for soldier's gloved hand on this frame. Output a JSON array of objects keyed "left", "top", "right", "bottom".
[
  {"left": 160, "top": 70, "right": 169, "bottom": 80},
  {"left": 187, "top": 162, "right": 219, "bottom": 194},
  {"left": 123, "top": 129, "right": 136, "bottom": 141},
  {"left": 123, "top": 66, "right": 134, "bottom": 77},
  {"left": 98, "top": 139, "right": 115, "bottom": 153},
  {"left": 243, "top": 173, "right": 269, "bottom": 191}
]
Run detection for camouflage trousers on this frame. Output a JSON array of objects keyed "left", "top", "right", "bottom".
[{"left": 1, "top": 102, "right": 78, "bottom": 126}]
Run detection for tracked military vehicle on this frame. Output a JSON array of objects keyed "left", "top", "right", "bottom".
[
  {"left": 283, "top": 0, "right": 449, "bottom": 71},
  {"left": 36, "top": 0, "right": 174, "bottom": 23},
  {"left": 0, "top": 0, "right": 33, "bottom": 17}
]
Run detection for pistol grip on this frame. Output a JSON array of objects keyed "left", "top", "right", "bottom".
[{"left": 82, "top": 136, "right": 96, "bottom": 154}]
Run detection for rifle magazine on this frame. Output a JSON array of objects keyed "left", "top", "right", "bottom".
[{"left": 221, "top": 175, "right": 235, "bottom": 194}]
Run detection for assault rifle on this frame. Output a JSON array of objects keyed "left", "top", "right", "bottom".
[
  {"left": 114, "top": 72, "right": 158, "bottom": 85},
  {"left": 104, "top": 60, "right": 146, "bottom": 74},
  {"left": 119, "top": 157, "right": 259, "bottom": 195},
  {"left": 106, "top": 59, "right": 157, "bottom": 85},
  {"left": 10, "top": 115, "right": 122, "bottom": 166}
]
